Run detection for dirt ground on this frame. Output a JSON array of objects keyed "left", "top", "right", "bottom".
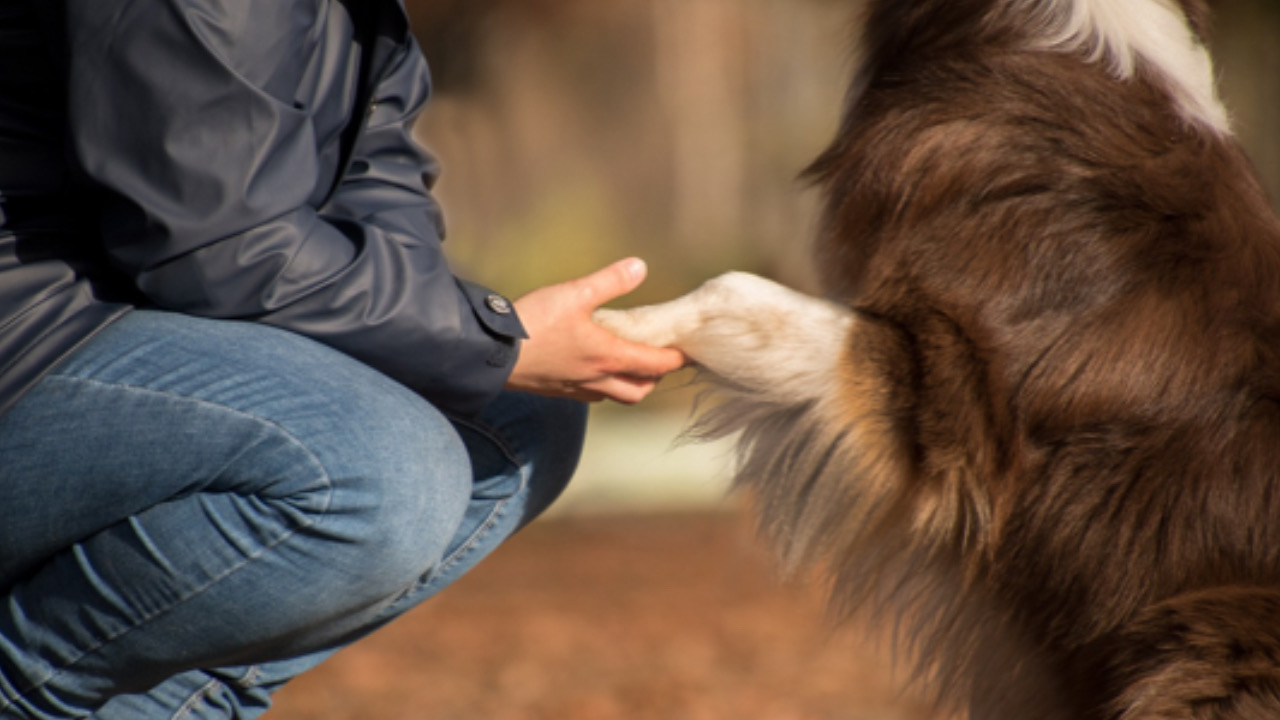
[{"left": 270, "top": 510, "right": 943, "bottom": 720}]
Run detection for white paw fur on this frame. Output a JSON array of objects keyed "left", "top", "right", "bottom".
[{"left": 594, "top": 272, "right": 855, "bottom": 404}]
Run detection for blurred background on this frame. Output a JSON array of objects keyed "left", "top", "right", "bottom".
[{"left": 273, "top": 1, "right": 1280, "bottom": 718}]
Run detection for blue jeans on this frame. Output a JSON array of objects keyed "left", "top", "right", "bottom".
[{"left": 0, "top": 310, "right": 587, "bottom": 719}]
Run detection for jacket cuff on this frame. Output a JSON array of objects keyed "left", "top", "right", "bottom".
[
  {"left": 457, "top": 278, "right": 528, "bottom": 341},
  {"left": 446, "top": 278, "right": 525, "bottom": 415}
]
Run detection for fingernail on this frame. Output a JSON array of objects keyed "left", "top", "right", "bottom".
[{"left": 625, "top": 258, "right": 647, "bottom": 280}]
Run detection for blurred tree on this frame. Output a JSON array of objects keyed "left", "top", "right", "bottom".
[
  {"left": 405, "top": 0, "right": 502, "bottom": 94},
  {"left": 1214, "top": 0, "right": 1280, "bottom": 203},
  {"left": 405, "top": 0, "right": 1280, "bottom": 308}
]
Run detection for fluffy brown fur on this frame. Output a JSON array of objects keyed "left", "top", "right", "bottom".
[
  {"left": 596, "top": 0, "right": 1280, "bottom": 715},
  {"left": 713, "top": 0, "right": 1280, "bottom": 717}
]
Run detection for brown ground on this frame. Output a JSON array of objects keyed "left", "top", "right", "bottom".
[{"left": 270, "top": 510, "right": 944, "bottom": 720}]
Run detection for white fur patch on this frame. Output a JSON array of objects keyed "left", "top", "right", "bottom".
[
  {"left": 1021, "top": 0, "right": 1231, "bottom": 133},
  {"left": 594, "top": 272, "right": 855, "bottom": 404}
]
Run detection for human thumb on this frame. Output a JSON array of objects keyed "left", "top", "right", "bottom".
[{"left": 576, "top": 257, "right": 648, "bottom": 308}]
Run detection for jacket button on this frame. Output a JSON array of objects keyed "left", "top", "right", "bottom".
[{"left": 485, "top": 294, "right": 513, "bottom": 315}]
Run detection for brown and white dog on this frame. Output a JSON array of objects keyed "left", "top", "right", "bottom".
[{"left": 595, "top": 0, "right": 1280, "bottom": 717}]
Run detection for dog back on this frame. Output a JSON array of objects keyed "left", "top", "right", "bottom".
[{"left": 803, "top": 0, "right": 1280, "bottom": 717}]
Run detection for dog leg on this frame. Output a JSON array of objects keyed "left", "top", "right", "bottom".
[{"left": 594, "top": 272, "right": 854, "bottom": 403}]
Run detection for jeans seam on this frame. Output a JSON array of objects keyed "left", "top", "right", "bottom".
[
  {"left": 432, "top": 417, "right": 528, "bottom": 580},
  {"left": 448, "top": 415, "right": 524, "bottom": 470},
  {"left": 9, "top": 514, "right": 327, "bottom": 711},
  {"left": 0, "top": 377, "right": 336, "bottom": 713},
  {"left": 433, "top": 490, "right": 515, "bottom": 580},
  {"left": 233, "top": 665, "right": 260, "bottom": 688},
  {"left": 38, "top": 374, "right": 334, "bottom": 466},
  {"left": 170, "top": 676, "right": 222, "bottom": 720}
]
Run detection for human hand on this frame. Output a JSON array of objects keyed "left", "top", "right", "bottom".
[{"left": 505, "top": 258, "right": 688, "bottom": 404}]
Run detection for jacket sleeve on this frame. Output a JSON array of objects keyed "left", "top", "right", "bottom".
[{"left": 63, "top": 0, "right": 523, "bottom": 417}]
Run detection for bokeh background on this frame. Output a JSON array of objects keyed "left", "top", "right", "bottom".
[{"left": 272, "top": 1, "right": 1280, "bottom": 718}]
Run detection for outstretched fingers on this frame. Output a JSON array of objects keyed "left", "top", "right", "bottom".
[{"left": 504, "top": 257, "right": 689, "bottom": 404}]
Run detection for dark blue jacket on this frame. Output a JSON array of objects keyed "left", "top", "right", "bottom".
[{"left": 0, "top": 0, "right": 525, "bottom": 418}]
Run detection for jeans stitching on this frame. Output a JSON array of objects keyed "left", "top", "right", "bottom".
[
  {"left": 428, "top": 418, "right": 529, "bottom": 582},
  {"left": 448, "top": 415, "right": 524, "bottom": 469},
  {"left": 434, "top": 489, "right": 515, "bottom": 580},
  {"left": 233, "top": 665, "right": 260, "bottom": 688},
  {"left": 170, "top": 676, "right": 222, "bottom": 720},
  {"left": 0, "top": 377, "right": 336, "bottom": 713}
]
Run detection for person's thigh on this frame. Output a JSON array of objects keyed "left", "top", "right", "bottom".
[
  {"left": 88, "top": 392, "right": 589, "bottom": 720},
  {"left": 0, "top": 310, "right": 476, "bottom": 718}
]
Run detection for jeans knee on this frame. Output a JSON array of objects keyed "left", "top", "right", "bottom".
[
  {"left": 302, "top": 404, "right": 474, "bottom": 604},
  {"left": 490, "top": 394, "right": 588, "bottom": 527},
  {"left": 526, "top": 397, "right": 588, "bottom": 516}
]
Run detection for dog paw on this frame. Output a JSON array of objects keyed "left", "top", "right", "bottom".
[
  {"left": 592, "top": 306, "right": 688, "bottom": 349},
  {"left": 594, "top": 272, "right": 855, "bottom": 400}
]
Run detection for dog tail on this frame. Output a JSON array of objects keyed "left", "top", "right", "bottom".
[{"left": 1099, "top": 587, "right": 1280, "bottom": 718}]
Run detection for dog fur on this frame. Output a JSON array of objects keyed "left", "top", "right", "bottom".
[{"left": 595, "top": 0, "right": 1280, "bottom": 717}]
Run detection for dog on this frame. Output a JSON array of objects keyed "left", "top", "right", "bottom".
[{"left": 595, "top": 0, "right": 1280, "bottom": 717}]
